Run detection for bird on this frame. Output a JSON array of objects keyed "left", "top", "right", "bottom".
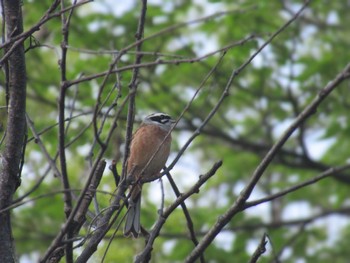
[{"left": 124, "top": 112, "right": 175, "bottom": 238}]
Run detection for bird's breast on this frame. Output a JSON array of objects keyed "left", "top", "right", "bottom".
[{"left": 127, "top": 124, "right": 172, "bottom": 178}]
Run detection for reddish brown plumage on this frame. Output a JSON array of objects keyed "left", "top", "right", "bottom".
[
  {"left": 124, "top": 119, "right": 173, "bottom": 238},
  {"left": 127, "top": 123, "right": 172, "bottom": 184}
]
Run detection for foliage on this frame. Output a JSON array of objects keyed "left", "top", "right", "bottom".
[{"left": 1, "top": 0, "right": 350, "bottom": 262}]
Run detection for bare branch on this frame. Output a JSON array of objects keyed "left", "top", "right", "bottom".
[
  {"left": 249, "top": 233, "right": 268, "bottom": 263},
  {"left": 0, "top": 0, "right": 92, "bottom": 67},
  {"left": 184, "top": 1, "right": 350, "bottom": 261},
  {"left": 26, "top": 113, "right": 61, "bottom": 177},
  {"left": 185, "top": 60, "right": 350, "bottom": 262},
  {"left": 0, "top": 1, "right": 27, "bottom": 262},
  {"left": 40, "top": 94, "right": 129, "bottom": 262},
  {"left": 135, "top": 161, "right": 222, "bottom": 263},
  {"left": 244, "top": 163, "right": 350, "bottom": 209},
  {"left": 66, "top": 35, "right": 256, "bottom": 88},
  {"left": 166, "top": 171, "right": 206, "bottom": 263},
  {"left": 75, "top": 180, "right": 128, "bottom": 263}
]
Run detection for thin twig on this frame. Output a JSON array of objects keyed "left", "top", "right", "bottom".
[
  {"left": 184, "top": 2, "right": 319, "bottom": 262},
  {"left": 25, "top": 113, "right": 61, "bottom": 177},
  {"left": 0, "top": 0, "right": 91, "bottom": 67},
  {"left": 249, "top": 233, "right": 268, "bottom": 263},
  {"left": 72, "top": 160, "right": 106, "bottom": 233},
  {"left": 40, "top": 94, "right": 129, "bottom": 263},
  {"left": 57, "top": 0, "right": 79, "bottom": 261},
  {"left": 66, "top": 35, "right": 256, "bottom": 88},
  {"left": 121, "top": 0, "right": 149, "bottom": 182},
  {"left": 135, "top": 161, "right": 222, "bottom": 263},
  {"left": 166, "top": 171, "right": 206, "bottom": 263},
  {"left": 244, "top": 163, "right": 350, "bottom": 209},
  {"left": 186, "top": 41, "right": 350, "bottom": 263},
  {"left": 135, "top": 49, "right": 228, "bottom": 189}
]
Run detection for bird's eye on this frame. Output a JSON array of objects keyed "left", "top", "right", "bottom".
[{"left": 150, "top": 114, "right": 171, "bottom": 124}]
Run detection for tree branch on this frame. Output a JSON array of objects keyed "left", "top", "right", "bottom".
[
  {"left": 40, "top": 95, "right": 129, "bottom": 262},
  {"left": 166, "top": 171, "right": 206, "bottom": 263},
  {"left": 244, "top": 163, "right": 350, "bottom": 209},
  {"left": 0, "top": 1, "right": 27, "bottom": 262},
  {"left": 185, "top": 62, "right": 350, "bottom": 262},
  {"left": 184, "top": 3, "right": 349, "bottom": 262},
  {"left": 249, "top": 233, "right": 267, "bottom": 263},
  {"left": 135, "top": 161, "right": 222, "bottom": 263}
]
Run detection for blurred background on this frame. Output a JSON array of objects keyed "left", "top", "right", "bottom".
[{"left": 1, "top": 0, "right": 350, "bottom": 262}]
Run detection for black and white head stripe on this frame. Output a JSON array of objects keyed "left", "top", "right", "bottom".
[
  {"left": 147, "top": 113, "right": 172, "bottom": 124},
  {"left": 149, "top": 113, "right": 172, "bottom": 124},
  {"left": 144, "top": 113, "right": 175, "bottom": 127}
]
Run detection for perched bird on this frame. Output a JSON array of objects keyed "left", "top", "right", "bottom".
[{"left": 124, "top": 112, "right": 175, "bottom": 238}]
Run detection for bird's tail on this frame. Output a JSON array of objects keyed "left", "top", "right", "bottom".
[{"left": 124, "top": 195, "right": 141, "bottom": 238}]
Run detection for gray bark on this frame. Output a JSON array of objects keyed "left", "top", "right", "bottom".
[{"left": 0, "top": 0, "right": 27, "bottom": 262}]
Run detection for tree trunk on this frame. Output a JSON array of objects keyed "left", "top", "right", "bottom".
[{"left": 0, "top": 0, "right": 26, "bottom": 262}]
